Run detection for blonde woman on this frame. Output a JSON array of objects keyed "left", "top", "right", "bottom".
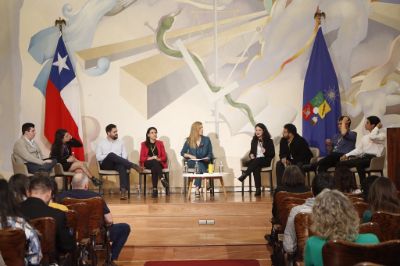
[
  {"left": 181, "top": 121, "right": 213, "bottom": 196},
  {"left": 304, "top": 189, "right": 379, "bottom": 266}
]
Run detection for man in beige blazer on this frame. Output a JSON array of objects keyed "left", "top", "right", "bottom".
[{"left": 13, "top": 123, "right": 56, "bottom": 174}]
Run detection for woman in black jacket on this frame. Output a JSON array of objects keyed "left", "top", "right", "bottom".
[{"left": 237, "top": 123, "right": 275, "bottom": 196}]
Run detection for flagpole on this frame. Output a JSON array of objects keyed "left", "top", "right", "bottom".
[
  {"left": 314, "top": 7, "right": 325, "bottom": 26},
  {"left": 55, "top": 17, "right": 66, "bottom": 33}
]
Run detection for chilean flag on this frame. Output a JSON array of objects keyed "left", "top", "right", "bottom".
[{"left": 44, "top": 36, "right": 84, "bottom": 160}]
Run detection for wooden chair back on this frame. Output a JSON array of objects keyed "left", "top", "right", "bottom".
[
  {"left": 322, "top": 239, "right": 400, "bottom": 266},
  {"left": 274, "top": 191, "right": 312, "bottom": 224},
  {"left": 371, "top": 211, "right": 400, "bottom": 241},
  {"left": 64, "top": 202, "right": 89, "bottom": 241},
  {"left": 353, "top": 201, "right": 369, "bottom": 219},
  {"left": 0, "top": 228, "right": 26, "bottom": 266},
  {"left": 279, "top": 197, "right": 306, "bottom": 229},
  {"left": 294, "top": 212, "right": 314, "bottom": 261},
  {"left": 358, "top": 222, "right": 382, "bottom": 241},
  {"left": 30, "top": 217, "right": 56, "bottom": 264}
]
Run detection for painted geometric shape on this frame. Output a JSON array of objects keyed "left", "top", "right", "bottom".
[
  {"left": 318, "top": 100, "right": 331, "bottom": 119},
  {"left": 310, "top": 91, "right": 325, "bottom": 107},
  {"left": 302, "top": 102, "right": 312, "bottom": 121}
]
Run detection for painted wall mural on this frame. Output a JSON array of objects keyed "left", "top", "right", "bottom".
[{"left": 0, "top": 0, "right": 399, "bottom": 185}]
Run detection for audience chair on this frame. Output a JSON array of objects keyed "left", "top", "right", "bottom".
[
  {"left": 54, "top": 163, "right": 75, "bottom": 191},
  {"left": 63, "top": 197, "right": 111, "bottom": 266},
  {"left": 322, "top": 239, "right": 400, "bottom": 266},
  {"left": 240, "top": 154, "right": 275, "bottom": 195},
  {"left": 358, "top": 222, "right": 382, "bottom": 241},
  {"left": 139, "top": 159, "right": 170, "bottom": 196},
  {"left": 279, "top": 197, "right": 306, "bottom": 230},
  {"left": 11, "top": 153, "right": 32, "bottom": 176},
  {"left": 96, "top": 160, "right": 131, "bottom": 198},
  {"left": 371, "top": 211, "right": 400, "bottom": 241},
  {"left": 0, "top": 228, "right": 26, "bottom": 266},
  {"left": 30, "top": 217, "right": 57, "bottom": 265},
  {"left": 303, "top": 147, "right": 320, "bottom": 186},
  {"left": 294, "top": 212, "right": 313, "bottom": 262},
  {"left": 352, "top": 201, "right": 369, "bottom": 219}
]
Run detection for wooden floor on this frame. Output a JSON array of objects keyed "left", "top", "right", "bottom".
[{"left": 105, "top": 191, "right": 273, "bottom": 265}]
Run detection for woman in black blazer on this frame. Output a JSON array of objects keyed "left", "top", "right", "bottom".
[{"left": 237, "top": 123, "right": 275, "bottom": 196}]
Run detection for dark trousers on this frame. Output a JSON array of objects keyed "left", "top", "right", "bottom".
[
  {"left": 109, "top": 223, "right": 131, "bottom": 260},
  {"left": 275, "top": 160, "right": 306, "bottom": 187},
  {"left": 100, "top": 153, "right": 134, "bottom": 190},
  {"left": 244, "top": 157, "right": 271, "bottom": 188},
  {"left": 144, "top": 160, "right": 163, "bottom": 188},
  {"left": 26, "top": 159, "right": 57, "bottom": 174},
  {"left": 336, "top": 154, "right": 375, "bottom": 191},
  {"left": 317, "top": 152, "right": 343, "bottom": 173}
]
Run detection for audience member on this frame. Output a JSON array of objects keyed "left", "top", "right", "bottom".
[
  {"left": 96, "top": 124, "right": 142, "bottom": 200},
  {"left": 8, "top": 173, "right": 30, "bottom": 203},
  {"left": 0, "top": 179, "right": 42, "bottom": 265},
  {"left": 276, "top": 124, "right": 313, "bottom": 186},
  {"left": 13, "top": 122, "right": 57, "bottom": 174},
  {"left": 48, "top": 178, "right": 68, "bottom": 212},
  {"left": 333, "top": 165, "right": 359, "bottom": 194},
  {"left": 19, "top": 175, "right": 75, "bottom": 255},
  {"left": 57, "top": 173, "right": 131, "bottom": 263},
  {"left": 304, "top": 189, "right": 379, "bottom": 266},
  {"left": 363, "top": 177, "right": 400, "bottom": 222},
  {"left": 283, "top": 173, "right": 334, "bottom": 253},
  {"left": 237, "top": 123, "right": 275, "bottom": 196}
]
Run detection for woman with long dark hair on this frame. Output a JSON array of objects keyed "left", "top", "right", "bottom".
[
  {"left": 139, "top": 127, "right": 168, "bottom": 198},
  {"left": 8, "top": 173, "right": 30, "bottom": 203},
  {"left": 237, "top": 123, "right": 275, "bottom": 196},
  {"left": 50, "top": 129, "right": 102, "bottom": 186},
  {"left": 0, "top": 179, "right": 42, "bottom": 265}
]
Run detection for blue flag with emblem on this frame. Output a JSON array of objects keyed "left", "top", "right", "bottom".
[{"left": 302, "top": 28, "right": 341, "bottom": 156}]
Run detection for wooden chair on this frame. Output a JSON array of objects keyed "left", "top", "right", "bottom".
[
  {"left": 54, "top": 163, "right": 76, "bottom": 191},
  {"left": 11, "top": 153, "right": 32, "bottom": 176},
  {"left": 322, "top": 239, "right": 400, "bottom": 266},
  {"left": 358, "top": 222, "right": 382, "bottom": 240},
  {"left": 30, "top": 217, "right": 57, "bottom": 265},
  {"left": 274, "top": 191, "right": 312, "bottom": 224},
  {"left": 139, "top": 159, "right": 170, "bottom": 196},
  {"left": 96, "top": 160, "right": 131, "bottom": 198},
  {"left": 353, "top": 201, "right": 369, "bottom": 219},
  {"left": 279, "top": 197, "right": 306, "bottom": 230},
  {"left": 294, "top": 212, "right": 313, "bottom": 262},
  {"left": 63, "top": 197, "right": 111, "bottom": 266},
  {"left": 303, "top": 147, "right": 320, "bottom": 186},
  {"left": 240, "top": 152, "right": 275, "bottom": 194},
  {"left": 371, "top": 211, "right": 400, "bottom": 241},
  {"left": 0, "top": 228, "right": 26, "bottom": 266}
]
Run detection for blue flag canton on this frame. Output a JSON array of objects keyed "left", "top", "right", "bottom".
[
  {"left": 49, "top": 36, "right": 75, "bottom": 92},
  {"left": 302, "top": 85, "right": 339, "bottom": 126}
]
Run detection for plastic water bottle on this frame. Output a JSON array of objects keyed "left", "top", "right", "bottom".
[
  {"left": 194, "top": 161, "right": 200, "bottom": 174},
  {"left": 184, "top": 161, "right": 188, "bottom": 173},
  {"left": 218, "top": 161, "right": 224, "bottom": 173}
]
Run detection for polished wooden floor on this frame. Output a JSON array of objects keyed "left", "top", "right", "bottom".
[{"left": 105, "top": 190, "right": 273, "bottom": 265}]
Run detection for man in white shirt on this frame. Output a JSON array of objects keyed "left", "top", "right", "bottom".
[
  {"left": 283, "top": 173, "right": 334, "bottom": 254},
  {"left": 13, "top": 123, "right": 56, "bottom": 174},
  {"left": 96, "top": 124, "right": 142, "bottom": 199},
  {"left": 338, "top": 116, "right": 386, "bottom": 190}
]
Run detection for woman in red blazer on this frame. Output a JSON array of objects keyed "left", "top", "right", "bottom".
[{"left": 139, "top": 127, "right": 168, "bottom": 197}]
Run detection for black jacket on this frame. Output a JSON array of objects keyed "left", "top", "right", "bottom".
[
  {"left": 20, "top": 197, "right": 75, "bottom": 253},
  {"left": 249, "top": 137, "right": 275, "bottom": 163},
  {"left": 279, "top": 134, "right": 313, "bottom": 164},
  {"left": 50, "top": 138, "right": 82, "bottom": 164}
]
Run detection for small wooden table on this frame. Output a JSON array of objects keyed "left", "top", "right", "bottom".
[{"left": 183, "top": 172, "right": 227, "bottom": 200}]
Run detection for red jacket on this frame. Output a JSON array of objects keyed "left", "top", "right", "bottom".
[{"left": 139, "top": 140, "right": 167, "bottom": 169}]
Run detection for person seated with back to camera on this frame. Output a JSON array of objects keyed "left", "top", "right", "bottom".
[
  {"left": 180, "top": 121, "right": 213, "bottom": 197},
  {"left": 139, "top": 127, "right": 168, "bottom": 198},
  {"left": 236, "top": 123, "right": 275, "bottom": 197}
]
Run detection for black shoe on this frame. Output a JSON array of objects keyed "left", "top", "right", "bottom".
[
  {"left": 131, "top": 163, "right": 143, "bottom": 173},
  {"left": 160, "top": 177, "right": 169, "bottom": 188},
  {"left": 120, "top": 189, "right": 127, "bottom": 200},
  {"left": 255, "top": 188, "right": 261, "bottom": 197},
  {"left": 237, "top": 175, "right": 246, "bottom": 182},
  {"left": 152, "top": 188, "right": 158, "bottom": 198},
  {"left": 91, "top": 176, "right": 103, "bottom": 187}
]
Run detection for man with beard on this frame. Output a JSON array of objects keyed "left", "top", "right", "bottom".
[{"left": 96, "top": 124, "right": 142, "bottom": 199}]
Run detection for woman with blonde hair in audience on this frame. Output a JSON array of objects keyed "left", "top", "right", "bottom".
[
  {"left": 362, "top": 177, "right": 400, "bottom": 222},
  {"left": 304, "top": 189, "right": 379, "bottom": 266},
  {"left": 0, "top": 179, "right": 42, "bottom": 265}
]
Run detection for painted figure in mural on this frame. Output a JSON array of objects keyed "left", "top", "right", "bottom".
[
  {"left": 237, "top": 123, "right": 275, "bottom": 196},
  {"left": 139, "top": 127, "right": 168, "bottom": 198},
  {"left": 96, "top": 124, "right": 143, "bottom": 200},
  {"left": 181, "top": 121, "right": 214, "bottom": 197},
  {"left": 275, "top": 124, "right": 313, "bottom": 186},
  {"left": 50, "top": 128, "right": 103, "bottom": 187},
  {"left": 13, "top": 122, "right": 57, "bottom": 174},
  {"left": 316, "top": 116, "right": 357, "bottom": 173},
  {"left": 337, "top": 116, "right": 386, "bottom": 191}
]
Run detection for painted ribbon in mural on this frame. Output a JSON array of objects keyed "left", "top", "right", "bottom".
[{"left": 156, "top": 10, "right": 256, "bottom": 126}]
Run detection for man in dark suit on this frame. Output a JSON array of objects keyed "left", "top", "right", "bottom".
[
  {"left": 276, "top": 124, "right": 313, "bottom": 186},
  {"left": 20, "top": 175, "right": 75, "bottom": 255}
]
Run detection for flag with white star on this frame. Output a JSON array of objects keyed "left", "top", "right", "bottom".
[
  {"left": 44, "top": 36, "right": 84, "bottom": 160},
  {"left": 302, "top": 28, "right": 341, "bottom": 156}
]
